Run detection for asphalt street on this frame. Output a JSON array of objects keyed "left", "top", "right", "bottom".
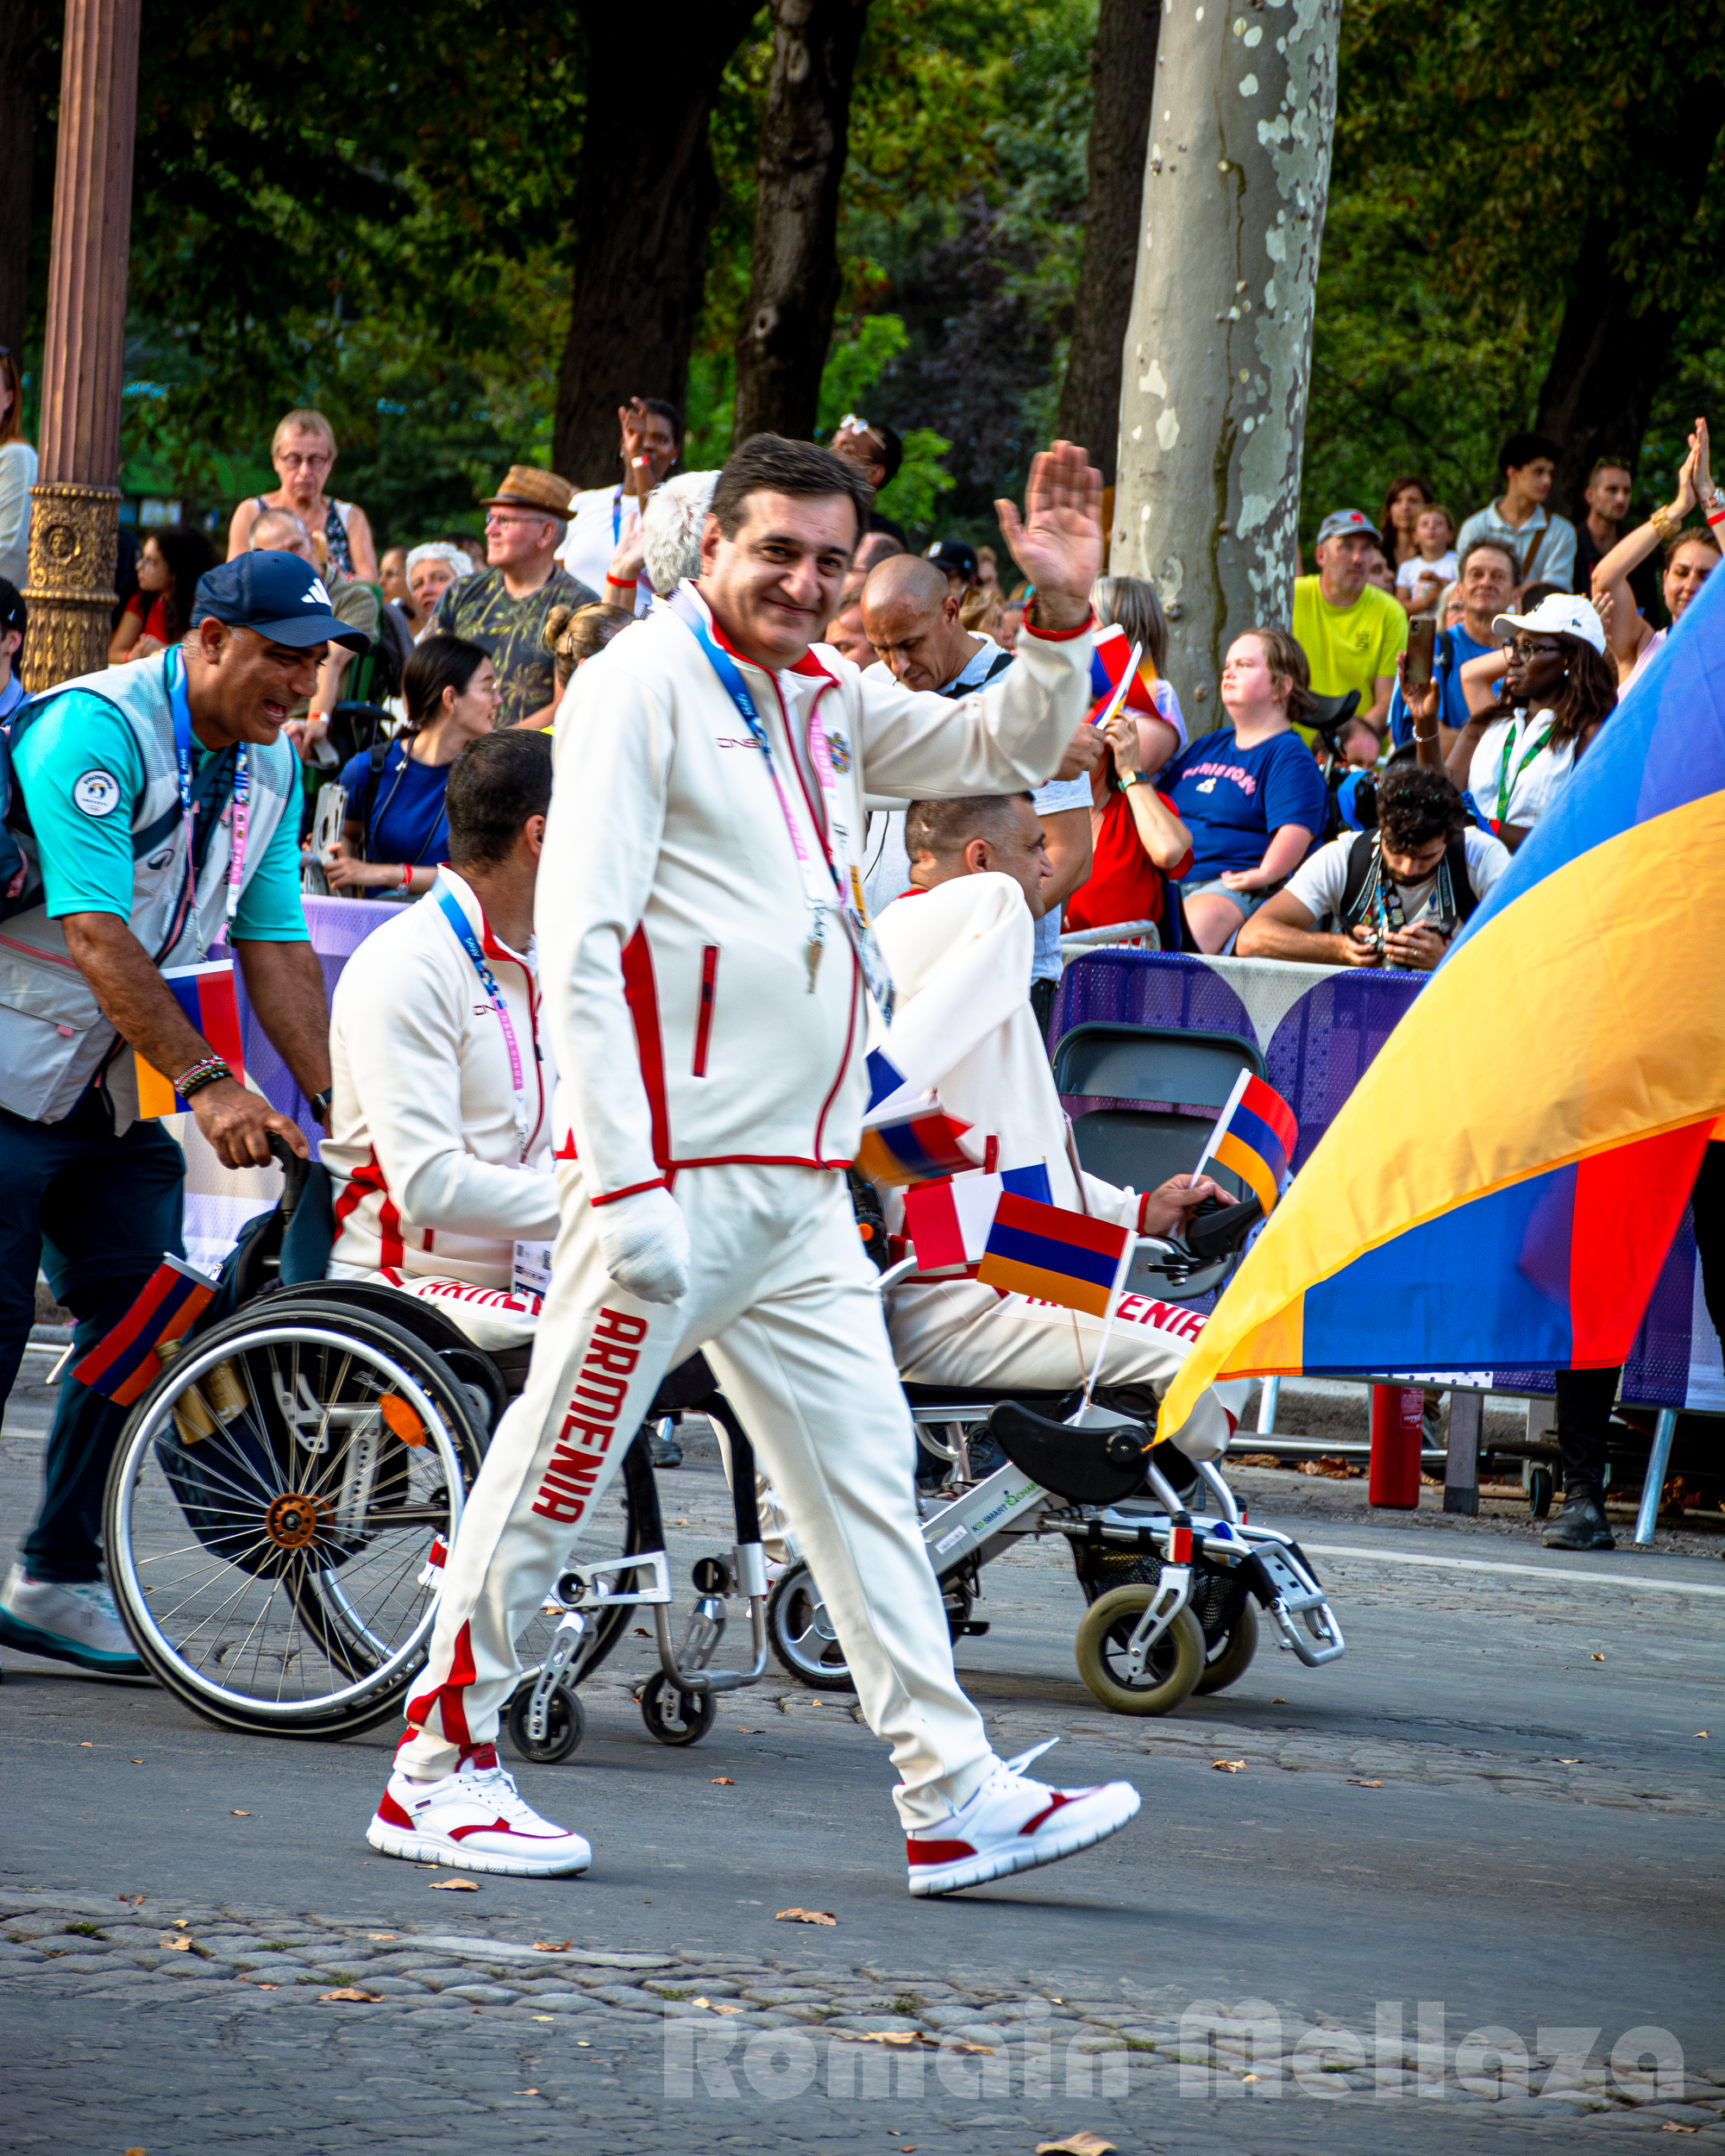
[{"left": 3, "top": 1370, "right": 1722, "bottom": 2155}]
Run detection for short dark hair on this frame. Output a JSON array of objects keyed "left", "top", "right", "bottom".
[
  {"left": 403, "top": 634, "right": 491, "bottom": 731},
  {"left": 1497, "top": 429, "right": 1559, "bottom": 478},
  {"left": 875, "top": 424, "right": 905, "bottom": 488},
  {"left": 904, "top": 793, "right": 1032, "bottom": 865},
  {"left": 643, "top": 397, "right": 683, "bottom": 445},
  {"left": 1377, "top": 763, "right": 1466, "bottom": 850},
  {"left": 711, "top": 434, "right": 869, "bottom": 548},
  {"left": 1458, "top": 535, "right": 1520, "bottom": 580},
  {"left": 445, "top": 730, "right": 553, "bottom": 870},
  {"left": 1587, "top": 454, "right": 1634, "bottom": 485}
]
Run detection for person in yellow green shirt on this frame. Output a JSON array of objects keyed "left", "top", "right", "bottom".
[{"left": 1291, "top": 507, "right": 1408, "bottom": 744}]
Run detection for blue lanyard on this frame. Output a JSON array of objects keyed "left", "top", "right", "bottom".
[
  {"left": 436, "top": 882, "right": 530, "bottom": 1154},
  {"left": 166, "top": 650, "right": 250, "bottom": 928},
  {"left": 612, "top": 486, "right": 622, "bottom": 548}
]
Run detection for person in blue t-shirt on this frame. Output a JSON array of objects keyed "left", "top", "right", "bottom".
[
  {"left": 325, "top": 636, "right": 499, "bottom": 898},
  {"left": 1158, "top": 626, "right": 1328, "bottom": 952},
  {"left": 1386, "top": 536, "right": 1518, "bottom": 748}
]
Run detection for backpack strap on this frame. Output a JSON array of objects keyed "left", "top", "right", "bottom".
[
  {"left": 1337, "top": 830, "right": 1379, "bottom": 925},
  {"left": 357, "top": 737, "right": 395, "bottom": 846},
  {"left": 1447, "top": 832, "right": 1482, "bottom": 926}
]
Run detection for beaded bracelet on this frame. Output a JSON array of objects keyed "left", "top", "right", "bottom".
[{"left": 175, "top": 1056, "right": 233, "bottom": 1100}]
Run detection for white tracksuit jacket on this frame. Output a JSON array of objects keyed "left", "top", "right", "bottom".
[
  {"left": 323, "top": 867, "right": 559, "bottom": 1311},
  {"left": 539, "top": 583, "right": 1095, "bottom": 1192}
]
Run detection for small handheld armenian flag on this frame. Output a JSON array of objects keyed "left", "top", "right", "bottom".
[
  {"left": 135, "top": 961, "right": 245, "bottom": 1117},
  {"left": 1192, "top": 1071, "right": 1299, "bottom": 1218},
  {"left": 975, "top": 1192, "right": 1132, "bottom": 1317},
  {"left": 854, "top": 1095, "right": 975, "bottom": 1188},
  {"left": 1088, "top": 625, "right": 1154, "bottom": 724},
  {"left": 71, "top": 1254, "right": 221, "bottom": 1406}
]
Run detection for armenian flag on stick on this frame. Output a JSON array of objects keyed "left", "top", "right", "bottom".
[
  {"left": 1191, "top": 1071, "right": 1299, "bottom": 1218},
  {"left": 71, "top": 1255, "right": 221, "bottom": 1406},
  {"left": 976, "top": 1193, "right": 1135, "bottom": 1415},
  {"left": 135, "top": 961, "right": 244, "bottom": 1118}
]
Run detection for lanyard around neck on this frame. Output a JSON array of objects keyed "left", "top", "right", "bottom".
[
  {"left": 1495, "top": 711, "right": 1552, "bottom": 829},
  {"left": 165, "top": 650, "right": 250, "bottom": 934},
  {"left": 668, "top": 589, "right": 894, "bottom": 1015},
  {"left": 436, "top": 881, "right": 530, "bottom": 1155}
]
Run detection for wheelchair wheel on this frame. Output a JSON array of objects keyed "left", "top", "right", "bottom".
[
  {"left": 638, "top": 1670, "right": 716, "bottom": 1745},
  {"left": 1528, "top": 1464, "right": 1555, "bottom": 1519},
  {"left": 766, "top": 1562, "right": 855, "bottom": 1691},
  {"left": 104, "top": 1300, "right": 488, "bottom": 1738},
  {"left": 506, "top": 1677, "right": 586, "bottom": 1763},
  {"left": 1193, "top": 1597, "right": 1258, "bottom": 1695},
  {"left": 1073, "top": 1589, "right": 1205, "bottom": 1715}
]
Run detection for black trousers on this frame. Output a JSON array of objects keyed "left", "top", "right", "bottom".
[{"left": 1553, "top": 1140, "right": 1724, "bottom": 1489}]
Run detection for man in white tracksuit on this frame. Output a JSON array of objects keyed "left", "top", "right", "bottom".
[
  {"left": 323, "top": 731, "right": 556, "bottom": 1352},
  {"left": 366, "top": 434, "right": 1145, "bottom": 1897},
  {"left": 865, "top": 796, "right": 1254, "bottom": 1467}
]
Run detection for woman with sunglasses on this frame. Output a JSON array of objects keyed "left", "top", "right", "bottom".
[
  {"left": 225, "top": 407, "right": 379, "bottom": 582},
  {"left": 1408, "top": 592, "right": 1617, "bottom": 851}
]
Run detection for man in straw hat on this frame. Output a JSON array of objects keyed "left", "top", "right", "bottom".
[{"left": 432, "top": 466, "right": 597, "bottom": 730}]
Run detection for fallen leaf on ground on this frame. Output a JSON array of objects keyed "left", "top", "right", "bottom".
[
  {"left": 632, "top": 1626, "right": 650, "bottom": 1637},
  {"left": 367, "top": 1934, "right": 397, "bottom": 1942},
  {"left": 1271, "top": 1698, "right": 1287, "bottom": 1704},
  {"left": 775, "top": 1907, "right": 837, "bottom": 1925},
  {"left": 250, "top": 1984, "right": 279, "bottom": 1991},
  {"left": 1697, "top": 1732, "right": 1709, "bottom": 1739},
  {"left": 430, "top": 1878, "right": 479, "bottom": 1891},
  {"left": 122, "top": 2147, "right": 146, "bottom": 2154},
  {"left": 533, "top": 1940, "right": 572, "bottom": 1952},
  {"left": 231, "top": 1810, "right": 251, "bottom": 1817},
  {"left": 160, "top": 1936, "right": 193, "bottom": 1952},
  {"left": 736, "top": 1728, "right": 762, "bottom": 1734},
  {"left": 692, "top": 1997, "right": 743, "bottom": 2015},
  {"left": 1347, "top": 1778, "right": 1385, "bottom": 1788},
  {"left": 319, "top": 1987, "right": 381, "bottom": 2003},
  {"left": 1590, "top": 1652, "right": 1605, "bottom": 1662},
  {"left": 1661, "top": 2126, "right": 1697, "bottom": 2135},
  {"left": 532, "top": 2015, "right": 555, "bottom": 2022},
  {"left": 1036, "top": 2134, "right": 1118, "bottom": 2156},
  {"left": 712, "top": 1777, "right": 736, "bottom": 1785},
  {"left": 129, "top": 1758, "right": 143, "bottom": 1765},
  {"left": 1559, "top": 1758, "right": 1580, "bottom": 1764},
  {"left": 78, "top": 1741, "right": 92, "bottom": 1747},
  {"left": 513, "top": 2089, "right": 539, "bottom": 2096},
  {"left": 172, "top": 1921, "right": 188, "bottom": 1929},
  {"left": 674, "top": 1518, "right": 690, "bottom": 1526},
  {"left": 1300, "top": 1456, "right": 1362, "bottom": 1480},
  {"left": 1210, "top": 1758, "right": 1246, "bottom": 1773}
]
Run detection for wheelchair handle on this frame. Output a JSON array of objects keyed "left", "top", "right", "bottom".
[{"left": 267, "top": 1131, "right": 310, "bottom": 1224}]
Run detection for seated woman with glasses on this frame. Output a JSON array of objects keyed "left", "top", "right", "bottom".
[
  {"left": 1409, "top": 592, "right": 1617, "bottom": 851},
  {"left": 323, "top": 636, "right": 499, "bottom": 899},
  {"left": 225, "top": 408, "right": 380, "bottom": 582}
]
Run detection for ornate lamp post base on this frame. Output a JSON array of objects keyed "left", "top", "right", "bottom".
[{"left": 22, "top": 481, "right": 121, "bottom": 691}]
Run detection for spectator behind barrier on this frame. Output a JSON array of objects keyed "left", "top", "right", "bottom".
[
  {"left": 854, "top": 530, "right": 905, "bottom": 575},
  {"left": 924, "top": 538, "right": 978, "bottom": 594},
  {"left": 1386, "top": 535, "right": 1520, "bottom": 750},
  {"left": 1157, "top": 625, "right": 1329, "bottom": 953},
  {"left": 559, "top": 396, "right": 682, "bottom": 617},
  {"left": 0, "top": 576, "right": 25, "bottom": 724},
  {"left": 107, "top": 525, "right": 215, "bottom": 667},
  {"left": 823, "top": 579, "right": 875, "bottom": 669},
  {"left": 1238, "top": 762, "right": 1509, "bottom": 973},
  {"left": 1411, "top": 592, "right": 1617, "bottom": 852},
  {"left": 0, "top": 348, "right": 37, "bottom": 588},
  {"left": 1291, "top": 508, "right": 1407, "bottom": 743},
  {"left": 226, "top": 406, "right": 380, "bottom": 582},
  {"left": 1456, "top": 428, "right": 1578, "bottom": 594},
  {"left": 1363, "top": 542, "right": 1398, "bottom": 599},
  {"left": 639, "top": 469, "right": 719, "bottom": 598},
  {"left": 434, "top": 466, "right": 596, "bottom": 731},
  {"left": 324, "top": 635, "right": 499, "bottom": 898},
  {"left": 405, "top": 543, "right": 474, "bottom": 642},
  {"left": 545, "top": 601, "right": 636, "bottom": 703},
  {"left": 1396, "top": 504, "right": 1458, "bottom": 618},
  {"left": 254, "top": 511, "right": 380, "bottom": 762},
  {"left": 1574, "top": 454, "right": 1659, "bottom": 619},
  {"left": 1592, "top": 415, "right": 1722, "bottom": 693},
  {"left": 1378, "top": 472, "right": 1433, "bottom": 576},
  {"left": 829, "top": 415, "right": 907, "bottom": 542}
]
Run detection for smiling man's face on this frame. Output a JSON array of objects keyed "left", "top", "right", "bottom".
[
  {"left": 699, "top": 490, "right": 858, "bottom": 671},
  {"left": 187, "top": 621, "right": 323, "bottom": 745}
]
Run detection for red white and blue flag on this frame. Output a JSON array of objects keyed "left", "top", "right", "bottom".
[
  {"left": 902, "top": 1164, "right": 1053, "bottom": 1272},
  {"left": 72, "top": 1255, "right": 221, "bottom": 1406}
]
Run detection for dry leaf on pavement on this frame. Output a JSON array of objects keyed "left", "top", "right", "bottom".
[
  {"left": 159, "top": 1936, "right": 194, "bottom": 1952},
  {"left": 430, "top": 1878, "right": 479, "bottom": 1891},
  {"left": 533, "top": 1940, "right": 572, "bottom": 1953},
  {"left": 1347, "top": 1778, "right": 1385, "bottom": 1788},
  {"left": 1036, "top": 2134, "right": 1118, "bottom": 2156},
  {"left": 691, "top": 1996, "right": 745, "bottom": 2015},
  {"left": 712, "top": 1777, "right": 736, "bottom": 1785},
  {"left": 775, "top": 1907, "right": 837, "bottom": 1925},
  {"left": 231, "top": 1810, "right": 251, "bottom": 1817},
  {"left": 319, "top": 1987, "right": 382, "bottom": 2003},
  {"left": 1210, "top": 1758, "right": 1246, "bottom": 1773}
]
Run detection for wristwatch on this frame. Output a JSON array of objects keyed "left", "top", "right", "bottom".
[
  {"left": 1120, "top": 770, "right": 1146, "bottom": 789},
  {"left": 310, "top": 1087, "right": 333, "bottom": 1124}
]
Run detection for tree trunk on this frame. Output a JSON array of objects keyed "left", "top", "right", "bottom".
[
  {"left": 1054, "top": 0, "right": 1162, "bottom": 486},
  {"left": 732, "top": 0, "right": 870, "bottom": 448},
  {"left": 0, "top": 0, "right": 41, "bottom": 367},
  {"left": 1111, "top": 0, "right": 1344, "bottom": 715},
  {"left": 554, "top": 2, "right": 762, "bottom": 488},
  {"left": 1535, "top": 85, "right": 1725, "bottom": 518}
]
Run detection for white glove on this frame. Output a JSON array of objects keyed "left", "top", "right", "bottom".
[{"left": 594, "top": 1185, "right": 690, "bottom": 1305}]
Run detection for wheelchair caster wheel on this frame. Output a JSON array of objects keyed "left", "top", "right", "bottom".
[
  {"left": 1527, "top": 1465, "right": 1555, "bottom": 1520},
  {"left": 1074, "top": 1589, "right": 1205, "bottom": 1715},
  {"left": 506, "top": 1677, "right": 586, "bottom": 1764},
  {"left": 1193, "top": 1598, "right": 1258, "bottom": 1695},
  {"left": 638, "top": 1671, "right": 715, "bottom": 1745}
]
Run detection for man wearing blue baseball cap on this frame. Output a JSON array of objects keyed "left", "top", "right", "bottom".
[{"left": 0, "top": 550, "right": 357, "bottom": 1677}]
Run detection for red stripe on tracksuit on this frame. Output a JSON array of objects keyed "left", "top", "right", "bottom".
[
  {"left": 332, "top": 1145, "right": 405, "bottom": 1270},
  {"left": 621, "top": 927, "right": 671, "bottom": 1170},
  {"left": 404, "top": 1619, "right": 477, "bottom": 1752}
]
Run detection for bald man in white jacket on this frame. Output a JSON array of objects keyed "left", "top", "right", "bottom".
[
  {"left": 867, "top": 799, "right": 1253, "bottom": 1467},
  {"left": 367, "top": 436, "right": 1148, "bottom": 1900}
]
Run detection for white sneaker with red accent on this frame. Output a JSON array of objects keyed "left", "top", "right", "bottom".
[
  {"left": 905, "top": 1739, "right": 1139, "bottom": 1896},
  {"left": 366, "top": 1745, "right": 593, "bottom": 1877}
]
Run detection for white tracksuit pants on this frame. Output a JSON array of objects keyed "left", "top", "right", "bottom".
[
  {"left": 396, "top": 1162, "right": 996, "bottom": 1829},
  {"left": 327, "top": 1264, "right": 543, "bottom": 1353},
  {"left": 888, "top": 1279, "right": 1254, "bottom": 1463}
]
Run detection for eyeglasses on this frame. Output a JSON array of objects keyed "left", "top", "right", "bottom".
[
  {"left": 484, "top": 510, "right": 550, "bottom": 529},
  {"left": 837, "top": 415, "right": 882, "bottom": 448},
  {"left": 277, "top": 451, "right": 331, "bottom": 473}
]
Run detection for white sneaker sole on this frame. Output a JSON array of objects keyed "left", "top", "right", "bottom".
[
  {"left": 907, "top": 1785, "right": 1141, "bottom": 1897},
  {"left": 366, "top": 1818, "right": 592, "bottom": 1877}
]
